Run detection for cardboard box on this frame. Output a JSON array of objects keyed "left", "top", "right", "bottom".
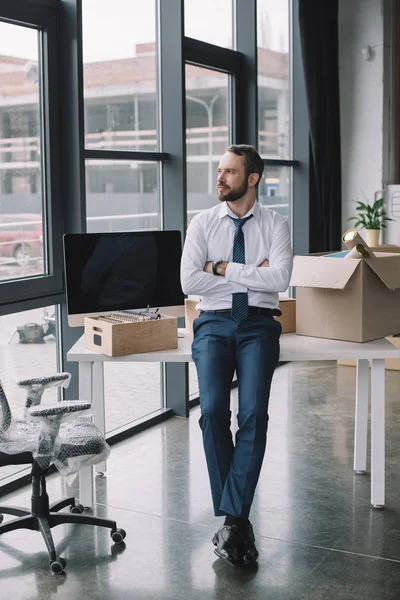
[
  {"left": 370, "top": 245, "right": 400, "bottom": 253},
  {"left": 338, "top": 332, "right": 400, "bottom": 370},
  {"left": 291, "top": 252, "right": 400, "bottom": 342},
  {"left": 276, "top": 297, "right": 296, "bottom": 333},
  {"left": 84, "top": 314, "right": 178, "bottom": 357},
  {"left": 184, "top": 296, "right": 296, "bottom": 334}
]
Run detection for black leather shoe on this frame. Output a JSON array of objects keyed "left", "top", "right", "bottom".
[
  {"left": 242, "top": 522, "right": 259, "bottom": 564},
  {"left": 212, "top": 525, "right": 245, "bottom": 566}
]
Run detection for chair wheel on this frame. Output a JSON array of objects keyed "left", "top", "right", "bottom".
[
  {"left": 50, "top": 557, "right": 66, "bottom": 574},
  {"left": 0, "top": 514, "right": 3, "bottom": 524},
  {"left": 111, "top": 528, "right": 126, "bottom": 544},
  {"left": 70, "top": 503, "right": 84, "bottom": 514}
]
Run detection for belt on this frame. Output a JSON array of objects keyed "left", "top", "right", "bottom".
[{"left": 200, "top": 307, "right": 282, "bottom": 317}]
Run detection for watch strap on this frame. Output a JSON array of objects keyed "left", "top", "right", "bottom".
[{"left": 212, "top": 260, "right": 223, "bottom": 275}]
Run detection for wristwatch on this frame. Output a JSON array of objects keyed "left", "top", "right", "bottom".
[{"left": 212, "top": 260, "right": 223, "bottom": 276}]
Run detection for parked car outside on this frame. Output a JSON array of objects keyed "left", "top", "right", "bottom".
[{"left": 0, "top": 213, "right": 43, "bottom": 266}]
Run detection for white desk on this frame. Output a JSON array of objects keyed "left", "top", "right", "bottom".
[{"left": 67, "top": 331, "right": 400, "bottom": 509}]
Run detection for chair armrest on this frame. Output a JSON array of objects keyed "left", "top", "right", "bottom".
[
  {"left": 17, "top": 373, "right": 71, "bottom": 390},
  {"left": 27, "top": 401, "right": 91, "bottom": 471},
  {"left": 17, "top": 373, "right": 72, "bottom": 410},
  {"left": 28, "top": 401, "right": 90, "bottom": 418}
]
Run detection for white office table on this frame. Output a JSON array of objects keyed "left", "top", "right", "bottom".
[{"left": 67, "top": 331, "right": 400, "bottom": 509}]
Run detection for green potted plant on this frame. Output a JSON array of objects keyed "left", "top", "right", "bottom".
[{"left": 347, "top": 195, "right": 393, "bottom": 246}]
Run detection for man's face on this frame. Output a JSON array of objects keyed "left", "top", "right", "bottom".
[{"left": 216, "top": 152, "right": 249, "bottom": 203}]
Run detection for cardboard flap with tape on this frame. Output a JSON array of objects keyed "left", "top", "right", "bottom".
[{"left": 290, "top": 255, "right": 359, "bottom": 290}]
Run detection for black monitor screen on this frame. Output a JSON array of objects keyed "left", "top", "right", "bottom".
[{"left": 63, "top": 231, "right": 184, "bottom": 316}]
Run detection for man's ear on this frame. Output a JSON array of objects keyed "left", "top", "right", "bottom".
[{"left": 248, "top": 173, "right": 260, "bottom": 188}]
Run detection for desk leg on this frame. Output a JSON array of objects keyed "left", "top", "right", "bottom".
[
  {"left": 354, "top": 359, "right": 369, "bottom": 474},
  {"left": 371, "top": 358, "right": 385, "bottom": 509},
  {"left": 78, "top": 361, "right": 94, "bottom": 508},
  {"left": 92, "top": 361, "right": 106, "bottom": 474}
]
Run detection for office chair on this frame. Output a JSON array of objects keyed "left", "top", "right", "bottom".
[{"left": 0, "top": 373, "right": 126, "bottom": 574}]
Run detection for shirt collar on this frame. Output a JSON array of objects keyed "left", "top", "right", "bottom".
[{"left": 218, "top": 199, "right": 261, "bottom": 221}]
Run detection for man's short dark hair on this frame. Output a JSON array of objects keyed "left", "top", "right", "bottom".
[{"left": 226, "top": 144, "right": 264, "bottom": 188}]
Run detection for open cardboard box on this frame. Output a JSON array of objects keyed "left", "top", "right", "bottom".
[{"left": 291, "top": 250, "right": 400, "bottom": 342}]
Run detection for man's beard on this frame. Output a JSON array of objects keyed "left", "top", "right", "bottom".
[{"left": 217, "top": 178, "right": 249, "bottom": 203}]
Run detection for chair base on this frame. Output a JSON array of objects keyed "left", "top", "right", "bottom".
[{"left": 0, "top": 495, "right": 121, "bottom": 569}]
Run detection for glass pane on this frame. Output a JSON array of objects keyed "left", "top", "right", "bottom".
[
  {"left": 257, "top": 0, "right": 291, "bottom": 159},
  {"left": 82, "top": 0, "right": 158, "bottom": 151},
  {"left": 0, "top": 21, "right": 46, "bottom": 281},
  {"left": 0, "top": 305, "right": 58, "bottom": 485},
  {"left": 104, "top": 363, "right": 162, "bottom": 434},
  {"left": 259, "top": 165, "right": 291, "bottom": 221},
  {"left": 85, "top": 160, "right": 162, "bottom": 425},
  {"left": 186, "top": 65, "right": 230, "bottom": 225},
  {"left": 185, "top": 0, "right": 233, "bottom": 49},
  {"left": 85, "top": 160, "right": 160, "bottom": 232},
  {"left": 186, "top": 65, "right": 231, "bottom": 398}
]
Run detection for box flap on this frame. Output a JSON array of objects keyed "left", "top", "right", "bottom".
[
  {"left": 290, "top": 255, "right": 360, "bottom": 289},
  {"left": 365, "top": 254, "right": 400, "bottom": 290}
]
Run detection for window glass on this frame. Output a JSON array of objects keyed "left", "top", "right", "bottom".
[
  {"left": 85, "top": 160, "right": 162, "bottom": 426},
  {"left": 257, "top": 0, "right": 291, "bottom": 159},
  {"left": 82, "top": 0, "right": 158, "bottom": 151},
  {"left": 0, "top": 21, "right": 46, "bottom": 281},
  {"left": 104, "top": 363, "right": 162, "bottom": 434},
  {"left": 185, "top": 0, "right": 233, "bottom": 49},
  {"left": 85, "top": 160, "right": 160, "bottom": 232},
  {"left": 186, "top": 65, "right": 230, "bottom": 226},
  {"left": 186, "top": 65, "right": 231, "bottom": 397},
  {"left": 0, "top": 305, "right": 58, "bottom": 484},
  {"left": 259, "top": 165, "right": 291, "bottom": 221}
]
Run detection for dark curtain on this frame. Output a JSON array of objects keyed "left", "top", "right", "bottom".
[{"left": 298, "top": 0, "right": 342, "bottom": 252}]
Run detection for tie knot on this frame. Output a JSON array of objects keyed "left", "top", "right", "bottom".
[{"left": 229, "top": 214, "right": 253, "bottom": 229}]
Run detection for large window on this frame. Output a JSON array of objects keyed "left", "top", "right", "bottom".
[
  {"left": 0, "top": 6, "right": 63, "bottom": 309},
  {"left": 0, "top": 22, "right": 45, "bottom": 282}
]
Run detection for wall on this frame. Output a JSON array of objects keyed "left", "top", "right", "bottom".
[{"left": 339, "top": 0, "right": 388, "bottom": 242}]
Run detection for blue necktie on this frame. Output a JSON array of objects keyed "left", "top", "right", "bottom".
[{"left": 229, "top": 214, "right": 253, "bottom": 325}]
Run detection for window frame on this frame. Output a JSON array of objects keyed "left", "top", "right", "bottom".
[{"left": 0, "top": 2, "right": 65, "bottom": 306}]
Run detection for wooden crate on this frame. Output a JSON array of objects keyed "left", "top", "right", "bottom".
[{"left": 84, "top": 314, "right": 178, "bottom": 357}]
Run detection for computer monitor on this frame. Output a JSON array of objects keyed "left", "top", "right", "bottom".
[{"left": 63, "top": 231, "right": 185, "bottom": 326}]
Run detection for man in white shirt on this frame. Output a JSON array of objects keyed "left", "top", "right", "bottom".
[{"left": 180, "top": 145, "right": 293, "bottom": 567}]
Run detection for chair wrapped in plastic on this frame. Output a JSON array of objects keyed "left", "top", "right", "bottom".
[
  {"left": 16, "top": 373, "right": 110, "bottom": 480},
  {"left": 0, "top": 373, "right": 126, "bottom": 574}
]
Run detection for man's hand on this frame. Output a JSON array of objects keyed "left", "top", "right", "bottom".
[
  {"left": 203, "top": 261, "right": 213, "bottom": 274},
  {"left": 258, "top": 259, "right": 270, "bottom": 267},
  {"left": 204, "top": 261, "right": 228, "bottom": 276}
]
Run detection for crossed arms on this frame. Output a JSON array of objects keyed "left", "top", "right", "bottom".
[{"left": 180, "top": 217, "right": 293, "bottom": 297}]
